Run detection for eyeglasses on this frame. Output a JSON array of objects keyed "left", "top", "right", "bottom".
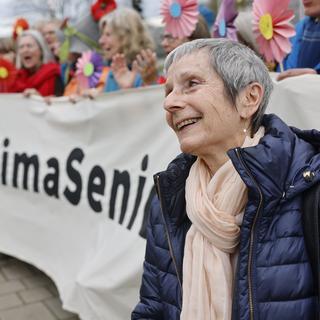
[{"left": 161, "top": 34, "right": 176, "bottom": 43}]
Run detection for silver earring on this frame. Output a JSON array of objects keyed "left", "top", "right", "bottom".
[{"left": 243, "top": 128, "right": 247, "bottom": 133}]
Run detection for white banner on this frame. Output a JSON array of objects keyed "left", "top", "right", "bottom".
[
  {"left": 0, "top": 74, "right": 319, "bottom": 320},
  {"left": 268, "top": 73, "right": 320, "bottom": 129},
  {"left": 0, "top": 87, "right": 180, "bottom": 320}
]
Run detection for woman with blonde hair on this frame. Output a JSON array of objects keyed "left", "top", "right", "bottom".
[
  {"left": 99, "top": 7, "right": 154, "bottom": 64},
  {"left": 98, "top": 7, "right": 155, "bottom": 91}
]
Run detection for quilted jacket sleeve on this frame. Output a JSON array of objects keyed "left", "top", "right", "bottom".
[{"left": 132, "top": 196, "right": 163, "bottom": 319}]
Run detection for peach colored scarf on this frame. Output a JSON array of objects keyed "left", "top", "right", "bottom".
[{"left": 181, "top": 127, "right": 265, "bottom": 320}]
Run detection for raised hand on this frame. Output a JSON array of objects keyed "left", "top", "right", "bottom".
[
  {"left": 132, "top": 49, "right": 158, "bottom": 86},
  {"left": 111, "top": 53, "right": 136, "bottom": 89},
  {"left": 277, "top": 68, "right": 317, "bottom": 81}
]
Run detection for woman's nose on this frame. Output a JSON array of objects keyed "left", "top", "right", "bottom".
[
  {"left": 164, "top": 90, "right": 185, "bottom": 112},
  {"left": 99, "top": 36, "right": 105, "bottom": 46},
  {"left": 19, "top": 47, "right": 27, "bottom": 54}
]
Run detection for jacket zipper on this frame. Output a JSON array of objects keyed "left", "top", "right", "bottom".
[
  {"left": 155, "top": 175, "right": 183, "bottom": 306},
  {"left": 235, "top": 148, "right": 264, "bottom": 320}
]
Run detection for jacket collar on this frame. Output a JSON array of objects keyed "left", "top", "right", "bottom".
[
  {"left": 228, "top": 114, "right": 320, "bottom": 200},
  {"left": 154, "top": 153, "right": 196, "bottom": 225},
  {"left": 156, "top": 114, "right": 320, "bottom": 220}
]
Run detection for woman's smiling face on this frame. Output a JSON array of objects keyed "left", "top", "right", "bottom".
[
  {"left": 164, "top": 50, "right": 244, "bottom": 159},
  {"left": 99, "top": 24, "right": 121, "bottom": 61}
]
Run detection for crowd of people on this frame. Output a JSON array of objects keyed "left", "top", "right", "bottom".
[
  {"left": 0, "top": 1, "right": 212, "bottom": 101},
  {"left": 0, "top": 0, "right": 319, "bottom": 102},
  {"left": 0, "top": 1, "right": 319, "bottom": 319}
]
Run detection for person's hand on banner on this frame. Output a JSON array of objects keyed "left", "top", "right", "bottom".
[
  {"left": 24, "top": 88, "right": 54, "bottom": 106},
  {"left": 277, "top": 68, "right": 317, "bottom": 81},
  {"left": 68, "top": 93, "right": 83, "bottom": 104},
  {"left": 23, "top": 88, "right": 40, "bottom": 97},
  {"left": 43, "top": 96, "right": 52, "bottom": 106},
  {"left": 82, "top": 88, "right": 101, "bottom": 100}
]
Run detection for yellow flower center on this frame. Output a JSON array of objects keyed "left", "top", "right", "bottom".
[
  {"left": 259, "top": 13, "right": 273, "bottom": 40},
  {"left": 0, "top": 67, "right": 9, "bottom": 79}
]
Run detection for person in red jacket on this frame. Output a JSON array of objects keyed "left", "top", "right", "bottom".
[{"left": 9, "top": 30, "right": 63, "bottom": 97}]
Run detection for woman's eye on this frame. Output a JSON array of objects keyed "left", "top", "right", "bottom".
[{"left": 188, "top": 80, "right": 199, "bottom": 87}]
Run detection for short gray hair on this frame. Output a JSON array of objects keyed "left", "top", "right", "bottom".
[
  {"left": 164, "top": 38, "right": 273, "bottom": 134},
  {"left": 16, "top": 29, "right": 54, "bottom": 68}
]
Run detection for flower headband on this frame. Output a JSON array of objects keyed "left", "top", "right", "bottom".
[
  {"left": 161, "top": 0, "right": 199, "bottom": 39},
  {"left": 13, "top": 18, "right": 29, "bottom": 40},
  {"left": 91, "top": 0, "right": 117, "bottom": 22}
]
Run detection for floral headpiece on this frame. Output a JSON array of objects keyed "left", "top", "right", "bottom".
[
  {"left": 0, "top": 58, "right": 17, "bottom": 92},
  {"left": 253, "top": 0, "right": 296, "bottom": 64},
  {"left": 12, "top": 18, "right": 29, "bottom": 40},
  {"left": 76, "top": 51, "right": 103, "bottom": 89},
  {"left": 91, "top": 0, "right": 117, "bottom": 22},
  {"left": 161, "top": 0, "right": 199, "bottom": 39},
  {"left": 212, "top": 0, "right": 238, "bottom": 41}
]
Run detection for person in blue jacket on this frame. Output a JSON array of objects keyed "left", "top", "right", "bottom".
[
  {"left": 132, "top": 39, "right": 319, "bottom": 320},
  {"left": 278, "top": 0, "right": 320, "bottom": 80}
]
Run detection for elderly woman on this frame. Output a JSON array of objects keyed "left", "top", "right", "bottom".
[
  {"left": 38, "top": 19, "right": 62, "bottom": 60},
  {"left": 9, "top": 30, "right": 63, "bottom": 96},
  {"left": 132, "top": 39, "right": 319, "bottom": 319}
]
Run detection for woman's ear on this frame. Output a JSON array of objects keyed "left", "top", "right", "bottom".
[{"left": 237, "top": 82, "right": 263, "bottom": 119}]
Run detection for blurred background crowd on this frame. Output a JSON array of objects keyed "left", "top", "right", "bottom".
[{"left": 0, "top": 0, "right": 317, "bottom": 102}]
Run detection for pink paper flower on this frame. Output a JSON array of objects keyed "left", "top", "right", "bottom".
[
  {"left": 76, "top": 51, "right": 103, "bottom": 89},
  {"left": 253, "top": 0, "right": 296, "bottom": 63},
  {"left": 161, "top": 0, "right": 199, "bottom": 39}
]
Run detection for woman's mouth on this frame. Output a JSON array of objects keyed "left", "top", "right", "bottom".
[
  {"left": 176, "top": 118, "right": 201, "bottom": 131},
  {"left": 23, "top": 56, "right": 32, "bottom": 63}
]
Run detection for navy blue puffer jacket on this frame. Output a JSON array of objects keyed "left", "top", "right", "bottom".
[{"left": 132, "top": 114, "right": 320, "bottom": 320}]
